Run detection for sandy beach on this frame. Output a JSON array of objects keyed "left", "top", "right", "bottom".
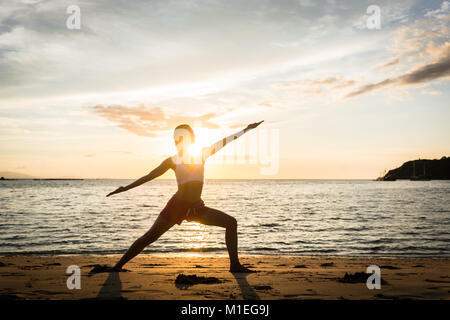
[{"left": 0, "top": 255, "right": 448, "bottom": 300}]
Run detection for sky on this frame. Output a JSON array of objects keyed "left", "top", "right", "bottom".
[{"left": 0, "top": 0, "right": 449, "bottom": 179}]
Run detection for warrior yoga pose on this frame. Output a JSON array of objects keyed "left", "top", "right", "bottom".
[{"left": 106, "top": 120, "right": 264, "bottom": 272}]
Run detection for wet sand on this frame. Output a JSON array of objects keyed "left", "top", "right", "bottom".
[{"left": 0, "top": 255, "right": 448, "bottom": 300}]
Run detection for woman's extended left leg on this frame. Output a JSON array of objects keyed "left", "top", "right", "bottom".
[
  {"left": 191, "top": 207, "right": 253, "bottom": 272},
  {"left": 113, "top": 214, "right": 175, "bottom": 270}
]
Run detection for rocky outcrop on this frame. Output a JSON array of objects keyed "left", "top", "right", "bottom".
[{"left": 379, "top": 157, "right": 450, "bottom": 180}]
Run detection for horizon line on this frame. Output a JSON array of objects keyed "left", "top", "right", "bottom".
[{"left": 1, "top": 177, "right": 388, "bottom": 181}]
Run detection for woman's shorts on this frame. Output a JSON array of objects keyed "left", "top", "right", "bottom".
[{"left": 160, "top": 194, "right": 208, "bottom": 225}]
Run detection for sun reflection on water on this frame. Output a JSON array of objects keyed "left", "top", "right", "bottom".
[{"left": 181, "top": 222, "right": 210, "bottom": 251}]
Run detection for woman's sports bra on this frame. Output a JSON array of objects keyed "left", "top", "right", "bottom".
[{"left": 171, "top": 154, "right": 204, "bottom": 186}]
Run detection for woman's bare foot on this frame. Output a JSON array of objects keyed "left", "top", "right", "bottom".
[
  {"left": 89, "top": 264, "right": 125, "bottom": 275},
  {"left": 230, "top": 264, "right": 256, "bottom": 273},
  {"left": 110, "top": 265, "right": 123, "bottom": 272}
]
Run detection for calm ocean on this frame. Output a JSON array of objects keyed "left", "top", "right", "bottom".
[{"left": 1, "top": 179, "right": 449, "bottom": 257}]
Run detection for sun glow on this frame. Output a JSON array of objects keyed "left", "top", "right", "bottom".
[
  {"left": 188, "top": 143, "right": 202, "bottom": 158},
  {"left": 187, "top": 127, "right": 214, "bottom": 159},
  {"left": 193, "top": 127, "right": 212, "bottom": 147}
]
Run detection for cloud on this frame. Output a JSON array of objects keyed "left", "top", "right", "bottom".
[
  {"left": 87, "top": 105, "right": 222, "bottom": 137},
  {"left": 84, "top": 150, "right": 132, "bottom": 157},
  {"left": 277, "top": 76, "right": 355, "bottom": 89},
  {"left": 345, "top": 8, "right": 450, "bottom": 99},
  {"left": 298, "top": 0, "right": 316, "bottom": 7},
  {"left": 425, "top": 1, "right": 449, "bottom": 18},
  {"left": 0, "top": 0, "right": 398, "bottom": 104},
  {"left": 257, "top": 102, "right": 284, "bottom": 110},
  {"left": 1, "top": 1, "right": 446, "bottom": 118},
  {"left": 228, "top": 123, "right": 248, "bottom": 129},
  {"left": 421, "top": 90, "right": 442, "bottom": 95},
  {"left": 229, "top": 120, "right": 278, "bottom": 129},
  {"left": 352, "top": 2, "right": 411, "bottom": 29},
  {"left": 345, "top": 43, "right": 450, "bottom": 98},
  {"left": 274, "top": 76, "right": 356, "bottom": 99},
  {"left": 375, "top": 57, "right": 400, "bottom": 70}
]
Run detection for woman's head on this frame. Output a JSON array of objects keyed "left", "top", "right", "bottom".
[{"left": 173, "top": 124, "right": 195, "bottom": 148}]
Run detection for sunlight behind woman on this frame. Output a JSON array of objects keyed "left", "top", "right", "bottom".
[
  {"left": 188, "top": 126, "right": 211, "bottom": 159},
  {"left": 188, "top": 143, "right": 202, "bottom": 158}
]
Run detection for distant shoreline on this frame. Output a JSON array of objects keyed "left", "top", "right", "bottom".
[
  {"left": 2, "top": 178, "right": 450, "bottom": 181},
  {"left": 0, "top": 178, "right": 85, "bottom": 181}
]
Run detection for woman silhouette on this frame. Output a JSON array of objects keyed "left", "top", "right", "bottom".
[{"left": 107, "top": 120, "right": 263, "bottom": 272}]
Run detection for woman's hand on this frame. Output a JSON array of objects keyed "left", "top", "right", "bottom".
[
  {"left": 246, "top": 120, "right": 264, "bottom": 131},
  {"left": 106, "top": 186, "right": 127, "bottom": 197}
]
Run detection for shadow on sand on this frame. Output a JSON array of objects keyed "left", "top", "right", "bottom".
[
  {"left": 231, "top": 272, "right": 260, "bottom": 300},
  {"left": 94, "top": 270, "right": 259, "bottom": 300},
  {"left": 96, "top": 272, "right": 123, "bottom": 299}
]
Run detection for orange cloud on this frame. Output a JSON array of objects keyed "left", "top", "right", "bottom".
[
  {"left": 275, "top": 76, "right": 355, "bottom": 93},
  {"left": 421, "top": 90, "right": 442, "bottom": 95},
  {"left": 257, "top": 102, "right": 285, "bottom": 110},
  {"left": 87, "top": 105, "right": 222, "bottom": 137}
]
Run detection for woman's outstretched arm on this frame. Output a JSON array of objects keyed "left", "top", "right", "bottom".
[
  {"left": 202, "top": 120, "right": 263, "bottom": 160},
  {"left": 106, "top": 157, "right": 174, "bottom": 197}
]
